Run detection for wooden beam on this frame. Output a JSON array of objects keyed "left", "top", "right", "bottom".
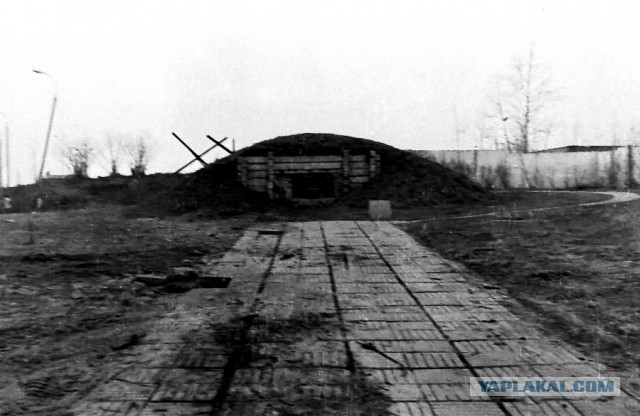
[
  {"left": 172, "top": 132, "right": 207, "bottom": 167},
  {"left": 175, "top": 144, "right": 219, "bottom": 174},
  {"left": 206, "top": 135, "right": 233, "bottom": 155}
]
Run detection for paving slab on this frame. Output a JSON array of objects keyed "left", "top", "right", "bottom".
[
  {"left": 502, "top": 401, "right": 583, "bottom": 416},
  {"left": 140, "top": 403, "right": 212, "bottom": 415},
  {"left": 72, "top": 401, "right": 145, "bottom": 416},
  {"left": 431, "top": 401, "right": 505, "bottom": 416},
  {"left": 70, "top": 221, "right": 638, "bottom": 415},
  {"left": 389, "top": 401, "right": 435, "bottom": 416}
]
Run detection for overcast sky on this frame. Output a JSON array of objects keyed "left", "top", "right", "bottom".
[{"left": 1, "top": 0, "right": 639, "bottom": 183}]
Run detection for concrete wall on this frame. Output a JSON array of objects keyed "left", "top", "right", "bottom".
[{"left": 415, "top": 147, "right": 637, "bottom": 189}]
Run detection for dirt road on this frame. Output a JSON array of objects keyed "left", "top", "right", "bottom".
[{"left": 70, "top": 221, "right": 640, "bottom": 415}]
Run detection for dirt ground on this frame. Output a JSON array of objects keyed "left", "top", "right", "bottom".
[
  {"left": 0, "top": 205, "right": 253, "bottom": 415},
  {"left": 2, "top": 190, "right": 639, "bottom": 414},
  {"left": 402, "top": 191, "right": 640, "bottom": 396},
  {"left": 256, "top": 188, "right": 611, "bottom": 222}
]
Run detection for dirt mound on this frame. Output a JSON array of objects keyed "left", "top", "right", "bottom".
[
  {"left": 165, "top": 159, "right": 272, "bottom": 216},
  {"left": 172, "top": 133, "right": 490, "bottom": 212},
  {"left": 239, "top": 133, "right": 395, "bottom": 156},
  {"left": 3, "top": 134, "right": 490, "bottom": 217}
]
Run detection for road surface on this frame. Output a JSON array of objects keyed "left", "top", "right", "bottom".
[{"left": 73, "top": 221, "right": 640, "bottom": 415}]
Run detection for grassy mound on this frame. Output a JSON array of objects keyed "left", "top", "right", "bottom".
[
  {"left": 239, "top": 133, "right": 394, "bottom": 156},
  {"left": 175, "top": 133, "right": 490, "bottom": 211}
]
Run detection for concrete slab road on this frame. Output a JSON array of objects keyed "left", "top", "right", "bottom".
[{"left": 73, "top": 221, "right": 640, "bottom": 416}]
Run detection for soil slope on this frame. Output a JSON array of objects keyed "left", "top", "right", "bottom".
[{"left": 176, "top": 133, "right": 490, "bottom": 211}]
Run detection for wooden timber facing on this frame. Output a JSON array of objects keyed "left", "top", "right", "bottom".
[
  {"left": 241, "top": 155, "right": 366, "bottom": 164},
  {"left": 241, "top": 178, "right": 380, "bottom": 188},
  {"left": 239, "top": 158, "right": 248, "bottom": 186},
  {"left": 267, "top": 152, "right": 274, "bottom": 199},
  {"left": 247, "top": 167, "right": 371, "bottom": 179},
  {"left": 237, "top": 151, "right": 380, "bottom": 195}
]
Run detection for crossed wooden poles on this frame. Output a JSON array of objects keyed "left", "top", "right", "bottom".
[{"left": 172, "top": 132, "right": 234, "bottom": 174}]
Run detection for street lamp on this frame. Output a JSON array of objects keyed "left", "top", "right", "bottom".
[
  {"left": 33, "top": 69, "right": 57, "bottom": 181},
  {"left": 0, "top": 113, "right": 7, "bottom": 188}
]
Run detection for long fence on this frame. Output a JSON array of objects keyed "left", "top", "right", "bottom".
[{"left": 415, "top": 146, "right": 640, "bottom": 189}]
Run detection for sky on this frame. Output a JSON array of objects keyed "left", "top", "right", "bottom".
[{"left": 0, "top": 0, "right": 639, "bottom": 184}]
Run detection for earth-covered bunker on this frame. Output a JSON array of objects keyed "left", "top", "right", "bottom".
[{"left": 237, "top": 150, "right": 381, "bottom": 203}]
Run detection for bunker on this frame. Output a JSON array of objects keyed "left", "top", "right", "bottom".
[{"left": 237, "top": 150, "right": 381, "bottom": 204}]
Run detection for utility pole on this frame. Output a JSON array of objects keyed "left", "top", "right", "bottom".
[
  {"left": 0, "top": 123, "right": 3, "bottom": 196},
  {"left": 5, "top": 122, "right": 8, "bottom": 187},
  {"left": 33, "top": 69, "right": 57, "bottom": 181},
  {"left": 0, "top": 113, "right": 6, "bottom": 192}
]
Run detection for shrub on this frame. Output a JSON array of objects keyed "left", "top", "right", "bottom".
[{"left": 496, "top": 163, "right": 512, "bottom": 189}]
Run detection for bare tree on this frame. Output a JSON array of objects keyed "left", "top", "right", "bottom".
[
  {"left": 100, "top": 133, "right": 124, "bottom": 176},
  {"left": 485, "top": 44, "right": 555, "bottom": 153},
  {"left": 59, "top": 137, "right": 94, "bottom": 177},
  {"left": 476, "top": 104, "right": 502, "bottom": 150},
  {"left": 124, "top": 136, "right": 152, "bottom": 177}
]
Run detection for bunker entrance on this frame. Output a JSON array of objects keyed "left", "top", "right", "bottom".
[{"left": 291, "top": 173, "right": 336, "bottom": 199}]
